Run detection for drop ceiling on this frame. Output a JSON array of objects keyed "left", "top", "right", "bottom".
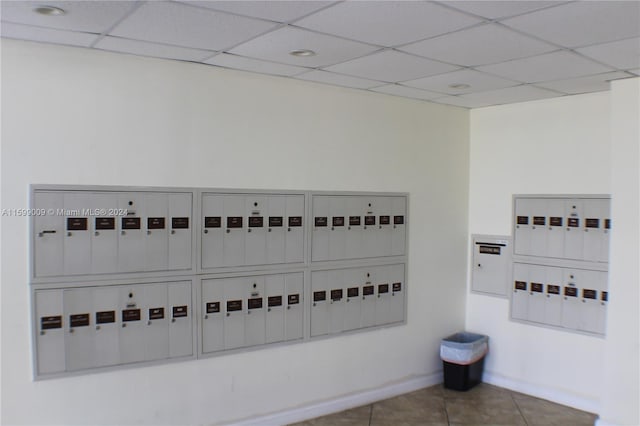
[{"left": 2, "top": 0, "right": 639, "bottom": 108}]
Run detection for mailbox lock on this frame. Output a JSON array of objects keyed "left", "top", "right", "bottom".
[
  {"left": 171, "top": 230, "right": 176, "bottom": 235},
  {"left": 147, "top": 230, "right": 152, "bottom": 235},
  {"left": 226, "top": 229, "right": 231, "bottom": 233},
  {"left": 67, "top": 232, "right": 72, "bottom": 237},
  {"left": 69, "top": 328, "right": 74, "bottom": 333},
  {"left": 268, "top": 228, "right": 272, "bottom": 232},
  {"left": 477, "top": 263, "right": 482, "bottom": 268},
  {"left": 226, "top": 313, "right": 230, "bottom": 317},
  {"left": 331, "top": 226, "right": 334, "bottom": 230},
  {"left": 346, "top": 299, "right": 350, "bottom": 302},
  {"left": 248, "top": 228, "right": 252, "bottom": 233},
  {"left": 204, "top": 229, "right": 209, "bottom": 234},
  {"left": 147, "top": 321, "right": 152, "bottom": 325},
  {"left": 287, "top": 306, "right": 291, "bottom": 310},
  {"left": 253, "top": 283, "right": 257, "bottom": 288},
  {"left": 172, "top": 318, "right": 176, "bottom": 323},
  {"left": 364, "top": 226, "right": 367, "bottom": 230},
  {"left": 254, "top": 202, "right": 258, "bottom": 207},
  {"left": 287, "top": 227, "right": 291, "bottom": 232},
  {"left": 393, "top": 225, "right": 397, "bottom": 229},
  {"left": 582, "top": 300, "right": 586, "bottom": 303},
  {"left": 379, "top": 225, "right": 382, "bottom": 229},
  {"left": 532, "top": 226, "right": 536, "bottom": 229},
  {"left": 248, "top": 310, "right": 252, "bottom": 315},
  {"left": 128, "top": 201, "right": 133, "bottom": 206},
  {"left": 40, "top": 330, "right": 45, "bottom": 336},
  {"left": 547, "top": 295, "right": 550, "bottom": 298},
  {"left": 129, "top": 293, "right": 133, "bottom": 298},
  {"left": 96, "top": 325, "right": 101, "bottom": 330},
  {"left": 313, "top": 302, "right": 316, "bottom": 307},
  {"left": 348, "top": 226, "right": 351, "bottom": 230},
  {"left": 268, "top": 308, "right": 271, "bottom": 312},
  {"left": 121, "top": 230, "right": 126, "bottom": 236},
  {"left": 204, "top": 315, "right": 208, "bottom": 319},
  {"left": 122, "top": 323, "right": 127, "bottom": 328}
]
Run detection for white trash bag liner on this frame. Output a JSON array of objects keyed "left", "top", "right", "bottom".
[{"left": 440, "top": 332, "right": 488, "bottom": 365}]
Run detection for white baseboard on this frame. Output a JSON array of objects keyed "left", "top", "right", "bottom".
[
  {"left": 226, "top": 372, "right": 443, "bottom": 426},
  {"left": 593, "top": 419, "right": 614, "bottom": 426},
  {"left": 483, "top": 370, "right": 601, "bottom": 415}
]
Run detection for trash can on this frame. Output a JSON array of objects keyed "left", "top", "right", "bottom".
[{"left": 440, "top": 332, "right": 488, "bottom": 391}]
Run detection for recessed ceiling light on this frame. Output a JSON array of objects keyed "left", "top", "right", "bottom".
[
  {"left": 449, "top": 83, "right": 471, "bottom": 90},
  {"left": 289, "top": 49, "right": 316, "bottom": 57},
  {"left": 34, "top": 5, "right": 66, "bottom": 16}
]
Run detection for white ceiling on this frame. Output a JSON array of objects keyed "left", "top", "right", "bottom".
[{"left": 2, "top": 0, "right": 639, "bottom": 108}]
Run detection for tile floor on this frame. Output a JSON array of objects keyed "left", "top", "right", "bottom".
[{"left": 290, "top": 383, "right": 597, "bottom": 425}]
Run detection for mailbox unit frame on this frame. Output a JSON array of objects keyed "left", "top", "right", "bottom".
[
  {"left": 30, "top": 185, "right": 409, "bottom": 379},
  {"left": 510, "top": 194, "right": 610, "bottom": 337}
]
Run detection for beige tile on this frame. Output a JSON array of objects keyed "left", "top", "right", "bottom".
[
  {"left": 513, "top": 394, "right": 597, "bottom": 425},
  {"left": 443, "top": 383, "right": 512, "bottom": 401},
  {"left": 371, "top": 393, "right": 447, "bottom": 423},
  {"left": 445, "top": 397, "right": 526, "bottom": 425},
  {"left": 371, "top": 421, "right": 447, "bottom": 426},
  {"left": 287, "top": 405, "right": 371, "bottom": 426}
]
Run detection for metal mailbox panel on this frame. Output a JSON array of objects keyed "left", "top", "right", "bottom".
[
  {"left": 63, "top": 193, "right": 92, "bottom": 276},
  {"left": 201, "top": 279, "right": 224, "bottom": 353},
  {"left": 511, "top": 263, "right": 529, "bottom": 321},
  {"left": 310, "top": 270, "right": 329, "bottom": 337},
  {"left": 563, "top": 200, "right": 584, "bottom": 260},
  {"left": 390, "top": 197, "right": 406, "bottom": 256},
  {"left": 284, "top": 273, "right": 304, "bottom": 341},
  {"left": 144, "top": 193, "right": 169, "bottom": 272},
  {"left": 471, "top": 236, "right": 511, "bottom": 297},
  {"left": 92, "top": 286, "right": 120, "bottom": 367},
  {"left": 90, "top": 193, "right": 119, "bottom": 274},
  {"left": 35, "top": 290, "right": 66, "bottom": 375},
  {"left": 118, "top": 194, "right": 146, "bottom": 273},
  {"left": 244, "top": 276, "right": 265, "bottom": 347},
  {"left": 64, "top": 287, "right": 95, "bottom": 371},
  {"left": 266, "top": 196, "right": 286, "bottom": 265},
  {"left": 223, "top": 278, "right": 246, "bottom": 349},
  {"left": 311, "top": 196, "right": 330, "bottom": 261},
  {"left": 168, "top": 281, "right": 192, "bottom": 358},
  {"left": 118, "top": 285, "right": 146, "bottom": 364},
  {"left": 168, "top": 193, "right": 192, "bottom": 270},
  {"left": 245, "top": 196, "right": 267, "bottom": 266},
  {"left": 223, "top": 195, "right": 246, "bottom": 267},
  {"left": 34, "top": 192, "right": 65, "bottom": 277},
  {"left": 389, "top": 264, "right": 405, "bottom": 324},
  {"left": 265, "top": 274, "right": 285, "bottom": 343},
  {"left": 202, "top": 194, "right": 225, "bottom": 269},
  {"left": 345, "top": 197, "right": 363, "bottom": 259},
  {"left": 328, "top": 197, "right": 347, "bottom": 260},
  {"left": 285, "top": 195, "right": 304, "bottom": 263},
  {"left": 579, "top": 271, "right": 606, "bottom": 334}
]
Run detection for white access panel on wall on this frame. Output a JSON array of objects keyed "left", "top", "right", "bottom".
[{"left": 471, "top": 235, "right": 511, "bottom": 297}]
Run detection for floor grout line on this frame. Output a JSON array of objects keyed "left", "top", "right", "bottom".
[
  {"left": 511, "top": 390, "right": 530, "bottom": 426},
  {"left": 368, "top": 403, "right": 373, "bottom": 426}
]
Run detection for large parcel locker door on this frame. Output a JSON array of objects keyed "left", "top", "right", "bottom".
[
  {"left": 34, "top": 192, "right": 64, "bottom": 277},
  {"left": 285, "top": 195, "right": 304, "bottom": 263},
  {"left": 202, "top": 279, "right": 224, "bottom": 354},
  {"left": 35, "top": 290, "right": 65, "bottom": 375},
  {"left": 390, "top": 197, "right": 406, "bottom": 256},
  {"left": 329, "top": 197, "right": 347, "bottom": 261},
  {"left": 118, "top": 193, "right": 145, "bottom": 273},
  {"left": 63, "top": 192, "right": 92, "bottom": 276},
  {"left": 91, "top": 193, "right": 118, "bottom": 274},
  {"left": 310, "top": 270, "right": 329, "bottom": 337},
  {"left": 144, "top": 193, "right": 169, "bottom": 272},
  {"left": 93, "top": 286, "right": 120, "bottom": 367},
  {"left": 168, "top": 193, "right": 192, "bottom": 270},
  {"left": 284, "top": 272, "right": 304, "bottom": 341},
  {"left": 64, "top": 288, "right": 95, "bottom": 371},
  {"left": 168, "top": 281, "right": 192, "bottom": 358},
  {"left": 245, "top": 195, "right": 267, "bottom": 266},
  {"left": 266, "top": 196, "right": 286, "bottom": 265},
  {"left": 579, "top": 271, "right": 606, "bottom": 334},
  {"left": 311, "top": 196, "right": 330, "bottom": 262},
  {"left": 202, "top": 194, "right": 224, "bottom": 269},
  {"left": 223, "top": 195, "right": 246, "bottom": 267},
  {"left": 265, "top": 274, "right": 285, "bottom": 344}
]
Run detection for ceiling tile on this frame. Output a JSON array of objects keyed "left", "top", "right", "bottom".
[
  {"left": 576, "top": 38, "right": 640, "bottom": 71},
  {"left": 370, "top": 84, "right": 445, "bottom": 101},
  {"left": 534, "top": 71, "right": 633, "bottom": 95},
  {"left": 325, "top": 50, "right": 459, "bottom": 83},
  {"left": 459, "top": 85, "right": 560, "bottom": 106},
  {"left": 430, "top": 96, "right": 491, "bottom": 108},
  {"left": 477, "top": 51, "right": 613, "bottom": 83},
  {"left": 444, "top": 1, "right": 563, "bottom": 20},
  {"left": 178, "top": 1, "right": 332, "bottom": 23},
  {"left": 403, "top": 69, "right": 519, "bottom": 95},
  {"left": 205, "top": 53, "right": 309, "bottom": 77},
  {"left": 95, "top": 36, "right": 213, "bottom": 62},
  {"left": 503, "top": 1, "right": 640, "bottom": 48},
  {"left": 400, "top": 23, "right": 556, "bottom": 67},
  {"left": 229, "top": 26, "right": 379, "bottom": 68},
  {"left": 294, "top": 1, "right": 482, "bottom": 47},
  {"left": 295, "top": 70, "right": 383, "bottom": 89},
  {"left": 0, "top": 1, "right": 135, "bottom": 33},
  {"left": 110, "top": 1, "right": 278, "bottom": 51},
  {"left": 0, "top": 22, "right": 98, "bottom": 47}
]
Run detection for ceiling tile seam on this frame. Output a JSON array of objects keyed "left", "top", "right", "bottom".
[
  {"left": 387, "top": 82, "right": 452, "bottom": 97},
  {"left": 0, "top": 20, "right": 103, "bottom": 38},
  {"left": 284, "top": 23, "right": 386, "bottom": 49},
  {"left": 89, "top": 0, "right": 146, "bottom": 48},
  {"left": 198, "top": 22, "right": 289, "bottom": 63},
  {"left": 205, "top": 52, "right": 316, "bottom": 74},
  {"left": 275, "top": 1, "right": 344, "bottom": 26},
  {"left": 437, "top": 0, "right": 574, "bottom": 22},
  {"left": 364, "top": 88, "right": 448, "bottom": 104},
  {"left": 572, "top": 34, "right": 640, "bottom": 50},
  {"left": 390, "top": 20, "right": 491, "bottom": 52},
  {"left": 492, "top": 21, "right": 581, "bottom": 53},
  {"left": 169, "top": 0, "right": 283, "bottom": 25},
  {"left": 556, "top": 49, "right": 620, "bottom": 74},
  {"left": 0, "top": 35, "right": 101, "bottom": 51},
  {"left": 88, "top": 33, "right": 218, "bottom": 58},
  {"left": 294, "top": 68, "right": 386, "bottom": 85}
]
